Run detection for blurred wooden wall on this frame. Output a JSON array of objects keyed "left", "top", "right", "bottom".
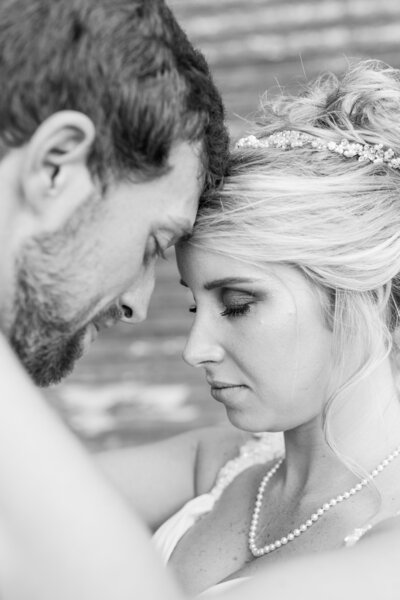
[{"left": 170, "top": 0, "right": 400, "bottom": 137}]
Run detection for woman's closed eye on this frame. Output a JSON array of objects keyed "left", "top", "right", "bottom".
[
  {"left": 189, "top": 289, "right": 256, "bottom": 318},
  {"left": 220, "top": 289, "right": 256, "bottom": 318},
  {"left": 188, "top": 302, "right": 252, "bottom": 318}
]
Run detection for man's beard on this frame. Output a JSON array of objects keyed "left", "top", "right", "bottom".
[
  {"left": 9, "top": 261, "right": 88, "bottom": 387},
  {"left": 5, "top": 190, "right": 114, "bottom": 387}
]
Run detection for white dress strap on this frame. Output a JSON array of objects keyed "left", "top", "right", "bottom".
[
  {"left": 209, "top": 432, "right": 284, "bottom": 502},
  {"left": 153, "top": 432, "right": 284, "bottom": 564},
  {"left": 344, "top": 509, "right": 400, "bottom": 547}
]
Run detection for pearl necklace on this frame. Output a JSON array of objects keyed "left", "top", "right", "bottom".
[{"left": 249, "top": 443, "right": 400, "bottom": 558}]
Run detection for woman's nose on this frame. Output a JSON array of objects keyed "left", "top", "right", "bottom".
[{"left": 183, "top": 318, "right": 225, "bottom": 368}]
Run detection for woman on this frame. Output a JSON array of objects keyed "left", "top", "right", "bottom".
[{"left": 99, "top": 60, "right": 400, "bottom": 598}]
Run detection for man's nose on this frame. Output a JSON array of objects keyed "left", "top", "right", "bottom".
[
  {"left": 183, "top": 316, "right": 225, "bottom": 368},
  {"left": 118, "top": 267, "right": 155, "bottom": 324}
]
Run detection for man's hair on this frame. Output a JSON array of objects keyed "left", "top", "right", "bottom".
[{"left": 0, "top": 0, "right": 228, "bottom": 187}]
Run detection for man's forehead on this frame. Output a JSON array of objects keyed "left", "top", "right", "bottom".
[{"left": 163, "top": 146, "right": 202, "bottom": 232}]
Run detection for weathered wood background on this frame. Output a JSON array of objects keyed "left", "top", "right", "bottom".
[{"left": 45, "top": 0, "right": 400, "bottom": 450}]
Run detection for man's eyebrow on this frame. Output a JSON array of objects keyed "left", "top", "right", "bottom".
[
  {"left": 178, "top": 218, "right": 194, "bottom": 239},
  {"left": 165, "top": 221, "right": 193, "bottom": 245},
  {"left": 177, "top": 229, "right": 193, "bottom": 243},
  {"left": 204, "top": 277, "right": 262, "bottom": 291}
]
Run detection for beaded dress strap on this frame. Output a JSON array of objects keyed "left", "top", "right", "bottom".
[
  {"left": 209, "top": 432, "right": 284, "bottom": 502},
  {"left": 344, "top": 509, "right": 400, "bottom": 547}
]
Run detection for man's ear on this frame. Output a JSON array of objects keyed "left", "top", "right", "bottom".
[{"left": 20, "top": 111, "right": 97, "bottom": 233}]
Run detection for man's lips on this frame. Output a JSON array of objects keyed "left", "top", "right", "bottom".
[
  {"left": 91, "top": 304, "right": 124, "bottom": 331},
  {"left": 92, "top": 317, "right": 117, "bottom": 332},
  {"left": 92, "top": 310, "right": 122, "bottom": 332},
  {"left": 82, "top": 315, "right": 119, "bottom": 350}
]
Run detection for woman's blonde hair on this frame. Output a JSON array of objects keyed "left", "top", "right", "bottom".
[{"left": 189, "top": 60, "right": 400, "bottom": 475}]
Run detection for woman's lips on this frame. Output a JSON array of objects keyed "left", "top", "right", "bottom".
[
  {"left": 207, "top": 378, "right": 243, "bottom": 389},
  {"left": 209, "top": 383, "right": 247, "bottom": 403}
]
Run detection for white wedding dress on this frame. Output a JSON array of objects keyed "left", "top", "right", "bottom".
[
  {"left": 153, "top": 433, "right": 283, "bottom": 597},
  {"left": 153, "top": 432, "right": 376, "bottom": 597}
]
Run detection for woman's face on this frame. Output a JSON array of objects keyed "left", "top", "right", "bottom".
[{"left": 177, "top": 245, "right": 334, "bottom": 432}]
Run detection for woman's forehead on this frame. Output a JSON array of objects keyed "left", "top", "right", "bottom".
[{"left": 177, "top": 244, "right": 309, "bottom": 291}]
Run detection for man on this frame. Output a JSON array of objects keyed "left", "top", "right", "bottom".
[
  {"left": 0, "top": 0, "right": 228, "bottom": 597},
  {"left": 1, "top": 0, "right": 228, "bottom": 386}
]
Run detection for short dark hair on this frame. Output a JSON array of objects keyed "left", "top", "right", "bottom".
[{"left": 0, "top": 0, "right": 228, "bottom": 188}]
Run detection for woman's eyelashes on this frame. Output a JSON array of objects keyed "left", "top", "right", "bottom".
[
  {"left": 220, "top": 303, "right": 252, "bottom": 317},
  {"left": 220, "top": 290, "right": 256, "bottom": 318},
  {"left": 188, "top": 289, "right": 257, "bottom": 318},
  {"left": 189, "top": 302, "right": 252, "bottom": 318}
]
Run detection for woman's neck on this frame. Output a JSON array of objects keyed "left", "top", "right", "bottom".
[{"left": 281, "top": 357, "right": 400, "bottom": 498}]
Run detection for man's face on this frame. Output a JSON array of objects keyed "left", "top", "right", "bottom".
[{"left": 8, "top": 142, "right": 202, "bottom": 386}]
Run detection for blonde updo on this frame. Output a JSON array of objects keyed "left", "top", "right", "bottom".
[{"left": 190, "top": 60, "right": 400, "bottom": 470}]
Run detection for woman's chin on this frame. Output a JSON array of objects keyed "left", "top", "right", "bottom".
[
  {"left": 224, "top": 408, "right": 285, "bottom": 434},
  {"left": 225, "top": 408, "right": 265, "bottom": 432}
]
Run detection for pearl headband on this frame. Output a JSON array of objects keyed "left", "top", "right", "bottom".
[{"left": 236, "top": 130, "right": 400, "bottom": 169}]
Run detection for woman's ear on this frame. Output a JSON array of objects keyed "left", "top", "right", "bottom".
[{"left": 20, "top": 111, "right": 97, "bottom": 233}]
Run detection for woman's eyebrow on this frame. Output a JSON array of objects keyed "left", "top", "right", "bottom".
[
  {"left": 179, "top": 276, "right": 266, "bottom": 290},
  {"left": 203, "top": 277, "right": 262, "bottom": 291}
]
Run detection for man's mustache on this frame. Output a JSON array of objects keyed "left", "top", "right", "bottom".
[{"left": 92, "top": 304, "right": 124, "bottom": 329}]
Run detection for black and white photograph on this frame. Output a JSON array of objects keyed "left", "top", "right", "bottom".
[{"left": 1, "top": 0, "right": 400, "bottom": 598}]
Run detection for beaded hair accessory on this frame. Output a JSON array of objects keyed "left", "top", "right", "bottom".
[{"left": 236, "top": 130, "right": 400, "bottom": 169}]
